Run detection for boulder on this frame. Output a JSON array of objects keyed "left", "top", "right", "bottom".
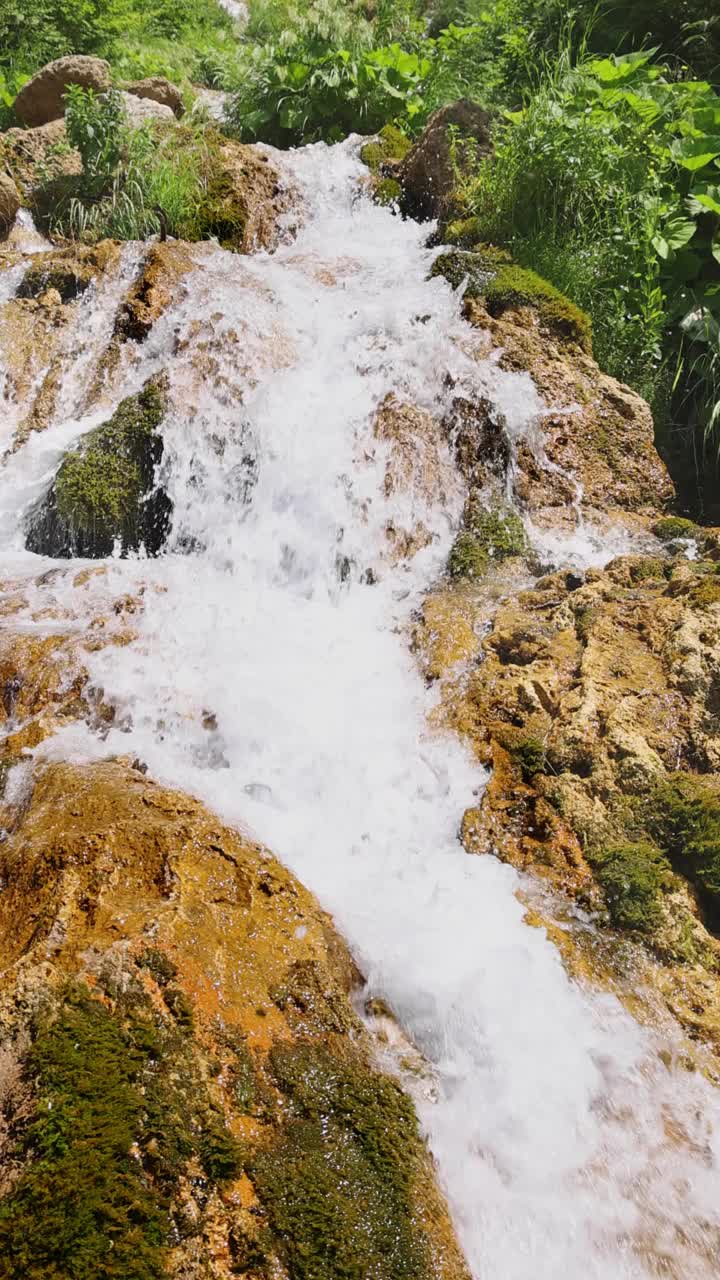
[
  {"left": 0, "top": 758, "right": 470, "bottom": 1280},
  {"left": 13, "top": 55, "right": 111, "bottom": 127},
  {"left": 123, "top": 74, "right": 184, "bottom": 117},
  {"left": 118, "top": 88, "right": 175, "bottom": 126},
  {"left": 25, "top": 378, "right": 173, "bottom": 558},
  {"left": 397, "top": 99, "right": 492, "bottom": 220},
  {"left": 0, "top": 172, "right": 20, "bottom": 236}
]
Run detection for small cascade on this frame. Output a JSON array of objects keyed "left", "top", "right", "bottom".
[{"left": 0, "top": 138, "right": 719, "bottom": 1279}]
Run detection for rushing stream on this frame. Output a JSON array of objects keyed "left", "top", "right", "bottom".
[{"left": 1, "top": 139, "right": 720, "bottom": 1278}]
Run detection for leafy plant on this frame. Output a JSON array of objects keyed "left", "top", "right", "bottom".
[
  {"left": 458, "top": 47, "right": 720, "bottom": 511},
  {"left": 227, "top": 40, "right": 431, "bottom": 144}
]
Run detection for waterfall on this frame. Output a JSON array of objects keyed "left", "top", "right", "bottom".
[{"left": 1, "top": 138, "right": 719, "bottom": 1279}]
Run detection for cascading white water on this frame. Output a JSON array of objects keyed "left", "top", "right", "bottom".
[{"left": 2, "top": 140, "right": 720, "bottom": 1278}]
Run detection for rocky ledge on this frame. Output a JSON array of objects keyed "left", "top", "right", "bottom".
[{"left": 0, "top": 754, "right": 469, "bottom": 1280}]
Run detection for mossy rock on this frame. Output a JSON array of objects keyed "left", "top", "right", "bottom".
[
  {"left": 0, "top": 978, "right": 255, "bottom": 1278},
  {"left": 591, "top": 841, "right": 673, "bottom": 933},
  {"left": 360, "top": 124, "right": 411, "bottom": 174},
  {"left": 448, "top": 502, "right": 527, "bottom": 580},
  {"left": 484, "top": 264, "right": 592, "bottom": 352},
  {"left": 645, "top": 775, "right": 720, "bottom": 927},
  {"left": 361, "top": 125, "right": 411, "bottom": 208},
  {"left": 18, "top": 260, "right": 93, "bottom": 303},
  {"left": 432, "top": 253, "right": 592, "bottom": 353},
  {"left": 250, "top": 1040, "right": 433, "bottom": 1280},
  {"left": 511, "top": 736, "right": 547, "bottom": 781},
  {"left": 653, "top": 516, "right": 699, "bottom": 543},
  {"left": 26, "top": 379, "right": 172, "bottom": 559},
  {"left": 430, "top": 249, "right": 493, "bottom": 297}
]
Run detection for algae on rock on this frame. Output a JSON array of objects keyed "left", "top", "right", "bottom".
[{"left": 26, "top": 379, "right": 172, "bottom": 558}]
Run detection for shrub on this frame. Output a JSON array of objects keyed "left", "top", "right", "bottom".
[{"left": 226, "top": 41, "right": 431, "bottom": 145}]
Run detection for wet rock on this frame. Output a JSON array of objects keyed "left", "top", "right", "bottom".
[
  {"left": 397, "top": 99, "right": 492, "bottom": 220},
  {"left": 123, "top": 75, "right": 185, "bottom": 117},
  {"left": 26, "top": 379, "right": 173, "bottom": 558},
  {"left": 116, "top": 241, "right": 196, "bottom": 342},
  {"left": 13, "top": 55, "right": 111, "bottom": 127},
  {"left": 464, "top": 295, "right": 674, "bottom": 532},
  {"left": 0, "top": 756, "right": 470, "bottom": 1280},
  {"left": 372, "top": 395, "right": 463, "bottom": 562},
  {"left": 414, "top": 548, "right": 720, "bottom": 1053},
  {"left": 18, "top": 240, "right": 118, "bottom": 303},
  {"left": 0, "top": 173, "right": 20, "bottom": 237},
  {"left": 192, "top": 132, "right": 292, "bottom": 252}
]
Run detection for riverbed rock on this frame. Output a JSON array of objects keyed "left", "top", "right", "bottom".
[
  {"left": 414, "top": 542, "right": 720, "bottom": 1052},
  {"left": 397, "top": 99, "right": 492, "bottom": 220},
  {"left": 116, "top": 240, "right": 196, "bottom": 342},
  {"left": 0, "top": 173, "right": 20, "bottom": 237},
  {"left": 0, "top": 757, "right": 470, "bottom": 1280},
  {"left": 124, "top": 75, "right": 185, "bottom": 117},
  {"left": 13, "top": 55, "right": 112, "bottom": 127},
  {"left": 25, "top": 378, "right": 173, "bottom": 558},
  {"left": 460, "top": 294, "right": 674, "bottom": 534}
]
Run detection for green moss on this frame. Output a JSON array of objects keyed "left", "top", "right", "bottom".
[
  {"left": 646, "top": 776, "right": 720, "bottom": 925},
  {"left": 0, "top": 987, "right": 170, "bottom": 1279},
  {"left": 430, "top": 249, "right": 492, "bottom": 296},
  {"left": 653, "top": 516, "right": 699, "bottom": 543},
  {"left": 360, "top": 124, "right": 411, "bottom": 174},
  {"left": 484, "top": 264, "right": 593, "bottom": 353},
  {"left": 448, "top": 503, "right": 527, "bottom": 580},
  {"left": 375, "top": 177, "right": 401, "bottom": 205},
  {"left": 591, "top": 841, "right": 673, "bottom": 933},
  {"left": 511, "top": 736, "right": 547, "bottom": 781},
  {"left": 690, "top": 575, "right": 720, "bottom": 607},
  {"left": 199, "top": 1120, "right": 244, "bottom": 1181},
  {"left": 26, "top": 379, "right": 172, "bottom": 559},
  {"left": 251, "top": 1042, "right": 431, "bottom": 1280}
]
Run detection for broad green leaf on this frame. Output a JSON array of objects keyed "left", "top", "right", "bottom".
[{"left": 672, "top": 136, "right": 720, "bottom": 170}]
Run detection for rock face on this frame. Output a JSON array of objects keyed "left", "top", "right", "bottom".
[
  {"left": 398, "top": 100, "right": 492, "bottom": 220},
  {"left": 124, "top": 75, "right": 185, "bottom": 117},
  {"left": 412, "top": 267, "right": 720, "bottom": 1051},
  {"left": 0, "top": 758, "right": 469, "bottom": 1280},
  {"left": 13, "top": 55, "right": 112, "bottom": 126},
  {"left": 25, "top": 379, "right": 173, "bottom": 558},
  {"left": 0, "top": 172, "right": 20, "bottom": 237}
]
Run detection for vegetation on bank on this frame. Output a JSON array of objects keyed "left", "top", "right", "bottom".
[{"left": 2, "top": 0, "right": 718, "bottom": 512}]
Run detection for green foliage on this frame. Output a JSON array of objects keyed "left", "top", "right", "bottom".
[
  {"left": 65, "top": 84, "right": 125, "bottom": 189},
  {"left": 251, "top": 1041, "right": 431, "bottom": 1280},
  {"left": 44, "top": 90, "right": 216, "bottom": 244},
  {"left": 227, "top": 41, "right": 430, "bottom": 145},
  {"left": 459, "top": 47, "right": 720, "bottom": 508},
  {"left": 0, "top": 0, "right": 235, "bottom": 90},
  {"left": 592, "top": 841, "right": 673, "bottom": 933}
]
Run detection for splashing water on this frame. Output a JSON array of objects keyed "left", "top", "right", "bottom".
[{"left": 1, "top": 139, "right": 720, "bottom": 1279}]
